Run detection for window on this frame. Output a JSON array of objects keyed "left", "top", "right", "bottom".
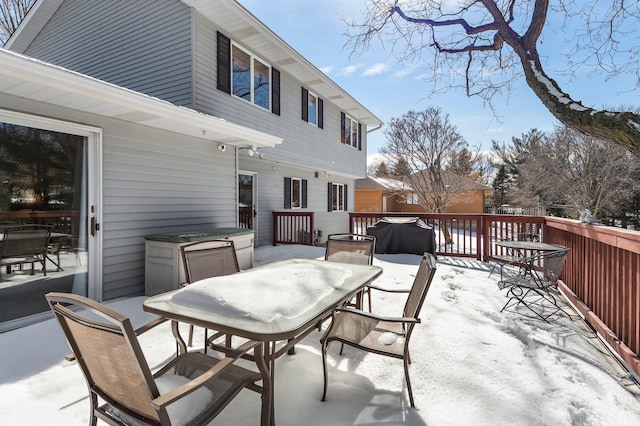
[
  {"left": 340, "top": 112, "right": 361, "bottom": 150},
  {"left": 328, "top": 182, "right": 347, "bottom": 212},
  {"left": 284, "top": 177, "right": 307, "bottom": 209},
  {"left": 406, "top": 193, "right": 419, "bottom": 205},
  {"left": 301, "top": 87, "right": 323, "bottom": 128},
  {"left": 217, "top": 32, "right": 280, "bottom": 115},
  {"left": 291, "top": 178, "right": 302, "bottom": 208},
  {"left": 308, "top": 92, "right": 318, "bottom": 126},
  {"left": 232, "top": 44, "right": 270, "bottom": 109}
]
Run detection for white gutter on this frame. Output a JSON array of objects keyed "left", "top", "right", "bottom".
[{"left": 0, "top": 49, "right": 282, "bottom": 148}]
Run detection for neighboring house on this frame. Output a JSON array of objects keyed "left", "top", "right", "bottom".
[
  {"left": 355, "top": 175, "right": 493, "bottom": 214},
  {"left": 0, "top": 0, "right": 381, "bottom": 329}
]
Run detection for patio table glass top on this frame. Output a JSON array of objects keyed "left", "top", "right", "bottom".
[
  {"left": 143, "top": 258, "right": 383, "bottom": 341},
  {"left": 495, "top": 240, "right": 567, "bottom": 252}
]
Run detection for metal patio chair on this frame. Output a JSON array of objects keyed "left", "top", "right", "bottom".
[
  {"left": 46, "top": 292, "right": 264, "bottom": 426},
  {"left": 498, "top": 248, "right": 571, "bottom": 322},
  {"left": 488, "top": 232, "right": 541, "bottom": 280},
  {"left": 324, "top": 233, "right": 376, "bottom": 311},
  {"left": 0, "top": 225, "right": 51, "bottom": 276},
  {"left": 180, "top": 239, "right": 240, "bottom": 352},
  {"left": 320, "top": 252, "right": 437, "bottom": 408}
]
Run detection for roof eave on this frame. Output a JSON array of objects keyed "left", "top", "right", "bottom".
[{"left": 0, "top": 49, "right": 282, "bottom": 149}]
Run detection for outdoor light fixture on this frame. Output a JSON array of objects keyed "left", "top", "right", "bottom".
[{"left": 244, "top": 146, "right": 263, "bottom": 159}]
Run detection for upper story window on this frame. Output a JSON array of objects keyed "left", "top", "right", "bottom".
[
  {"left": 340, "top": 112, "right": 361, "bottom": 150},
  {"left": 301, "top": 87, "right": 323, "bottom": 128},
  {"left": 308, "top": 92, "right": 318, "bottom": 126},
  {"left": 217, "top": 32, "right": 281, "bottom": 115},
  {"left": 232, "top": 44, "right": 270, "bottom": 110}
]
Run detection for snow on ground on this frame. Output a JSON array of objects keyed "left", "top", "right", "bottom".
[{"left": 1, "top": 245, "right": 639, "bottom": 425}]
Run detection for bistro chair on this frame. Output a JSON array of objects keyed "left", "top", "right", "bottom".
[
  {"left": 46, "top": 292, "right": 264, "bottom": 426},
  {"left": 180, "top": 239, "right": 240, "bottom": 352},
  {"left": 498, "top": 248, "right": 571, "bottom": 322},
  {"left": 0, "top": 224, "right": 51, "bottom": 277},
  {"left": 320, "top": 252, "right": 437, "bottom": 408},
  {"left": 488, "top": 232, "right": 541, "bottom": 280},
  {"left": 324, "top": 233, "right": 376, "bottom": 311}
]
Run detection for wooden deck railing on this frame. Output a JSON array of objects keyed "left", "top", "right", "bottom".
[
  {"left": 349, "top": 212, "right": 546, "bottom": 260},
  {"left": 347, "top": 212, "right": 640, "bottom": 377},
  {"left": 273, "top": 210, "right": 639, "bottom": 376},
  {"left": 544, "top": 218, "right": 640, "bottom": 377},
  {"left": 272, "top": 211, "right": 314, "bottom": 246}
]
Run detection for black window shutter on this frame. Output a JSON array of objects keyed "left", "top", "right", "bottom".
[
  {"left": 344, "top": 184, "right": 348, "bottom": 211},
  {"left": 328, "top": 182, "right": 333, "bottom": 212},
  {"left": 301, "top": 88, "right": 309, "bottom": 122},
  {"left": 302, "top": 179, "right": 308, "bottom": 208},
  {"left": 217, "top": 32, "right": 231, "bottom": 94},
  {"left": 318, "top": 98, "right": 324, "bottom": 129},
  {"left": 358, "top": 123, "right": 362, "bottom": 150},
  {"left": 284, "top": 177, "right": 292, "bottom": 209},
  {"left": 271, "top": 67, "right": 281, "bottom": 116},
  {"left": 340, "top": 112, "right": 346, "bottom": 144}
]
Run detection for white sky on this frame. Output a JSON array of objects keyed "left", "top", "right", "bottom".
[
  {"left": 236, "top": 0, "right": 640, "bottom": 159},
  {"left": 1, "top": 244, "right": 639, "bottom": 425}
]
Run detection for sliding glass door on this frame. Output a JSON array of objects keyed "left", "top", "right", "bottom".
[{"left": 0, "top": 111, "right": 100, "bottom": 330}]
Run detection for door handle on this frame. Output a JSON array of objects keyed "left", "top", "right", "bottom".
[{"left": 91, "top": 217, "right": 100, "bottom": 236}]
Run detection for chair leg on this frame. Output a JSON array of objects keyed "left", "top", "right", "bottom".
[
  {"left": 187, "top": 325, "right": 195, "bottom": 347},
  {"left": 321, "top": 340, "right": 330, "bottom": 401},
  {"left": 89, "top": 393, "right": 98, "bottom": 426},
  {"left": 502, "top": 287, "right": 556, "bottom": 322},
  {"left": 404, "top": 357, "right": 415, "bottom": 408}
]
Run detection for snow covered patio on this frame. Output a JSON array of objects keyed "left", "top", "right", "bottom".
[{"left": 1, "top": 245, "right": 639, "bottom": 425}]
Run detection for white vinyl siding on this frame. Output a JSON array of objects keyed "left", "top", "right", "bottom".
[
  {"left": 0, "top": 91, "right": 238, "bottom": 300},
  {"left": 23, "top": 0, "right": 194, "bottom": 108},
  {"left": 193, "top": 15, "right": 367, "bottom": 178}
]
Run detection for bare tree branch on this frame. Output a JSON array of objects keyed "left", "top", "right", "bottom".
[
  {"left": 346, "top": 0, "right": 640, "bottom": 155},
  {"left": 0, "top": 0, "right": 35, "bottom": 45}
]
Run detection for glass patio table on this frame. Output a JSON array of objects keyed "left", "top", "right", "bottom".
[
  {"left": 143, "top": 258, "right": 383, "bottom": 426},
  {"left": 495, "top": 240, "right": 566, "bottom": 253},
  {"left": 494, "top": 240, "right": 567, "bottom": 284}
]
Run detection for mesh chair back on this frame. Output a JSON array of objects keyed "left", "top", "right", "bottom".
[
  {"left": 324, "top": 234, "right": 375, "bottom": 265},
  {"left": 403, "top": 252, "right": 437, "bottom": 319},
  {"left": 181, "top": 239, "right": 240, "bottom": 283},
  {"left": 541, "top": 248, "right": 570, "bottom": 284},
  {"left": 46, "top": 293, "right": 160, "bottom": 423},
  {"left": 1, "top": 225, "right": 51, "bottom": 257}
]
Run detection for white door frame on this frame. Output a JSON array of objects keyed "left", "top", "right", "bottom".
[
  {"left": 238, "top": 170, "right": 258, "bottom": 244},
  {"left": 0, "top": 109, "right": 103, "bottom": 300}
]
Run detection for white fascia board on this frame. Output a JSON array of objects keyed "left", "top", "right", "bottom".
[{"left": 0, "top": 49, "right": 282, "bottom": 148}]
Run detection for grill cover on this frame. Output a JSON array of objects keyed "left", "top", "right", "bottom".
[{"left": 367, "top": 217, "right": 436, "bottom": 256}]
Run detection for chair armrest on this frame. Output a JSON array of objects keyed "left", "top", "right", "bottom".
[
  {"left": 134, "top": 317, "right": 168, "bottom": 336},
  {"left": 334, "top": 307, "right": 420, "bottom": 324},
  {"left": 367, "top": 284, "right": 411, "bottom": 294},
  {"left": 151, "top": 339, "right": 260, "bottom": 409}
]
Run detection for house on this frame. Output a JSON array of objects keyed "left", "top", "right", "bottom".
[
  {"left": 355, "top": 175, "right": 493, "bottom": 214},
  {"left": 0, "top": 0, "right": 381, "bottom": 330}
]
